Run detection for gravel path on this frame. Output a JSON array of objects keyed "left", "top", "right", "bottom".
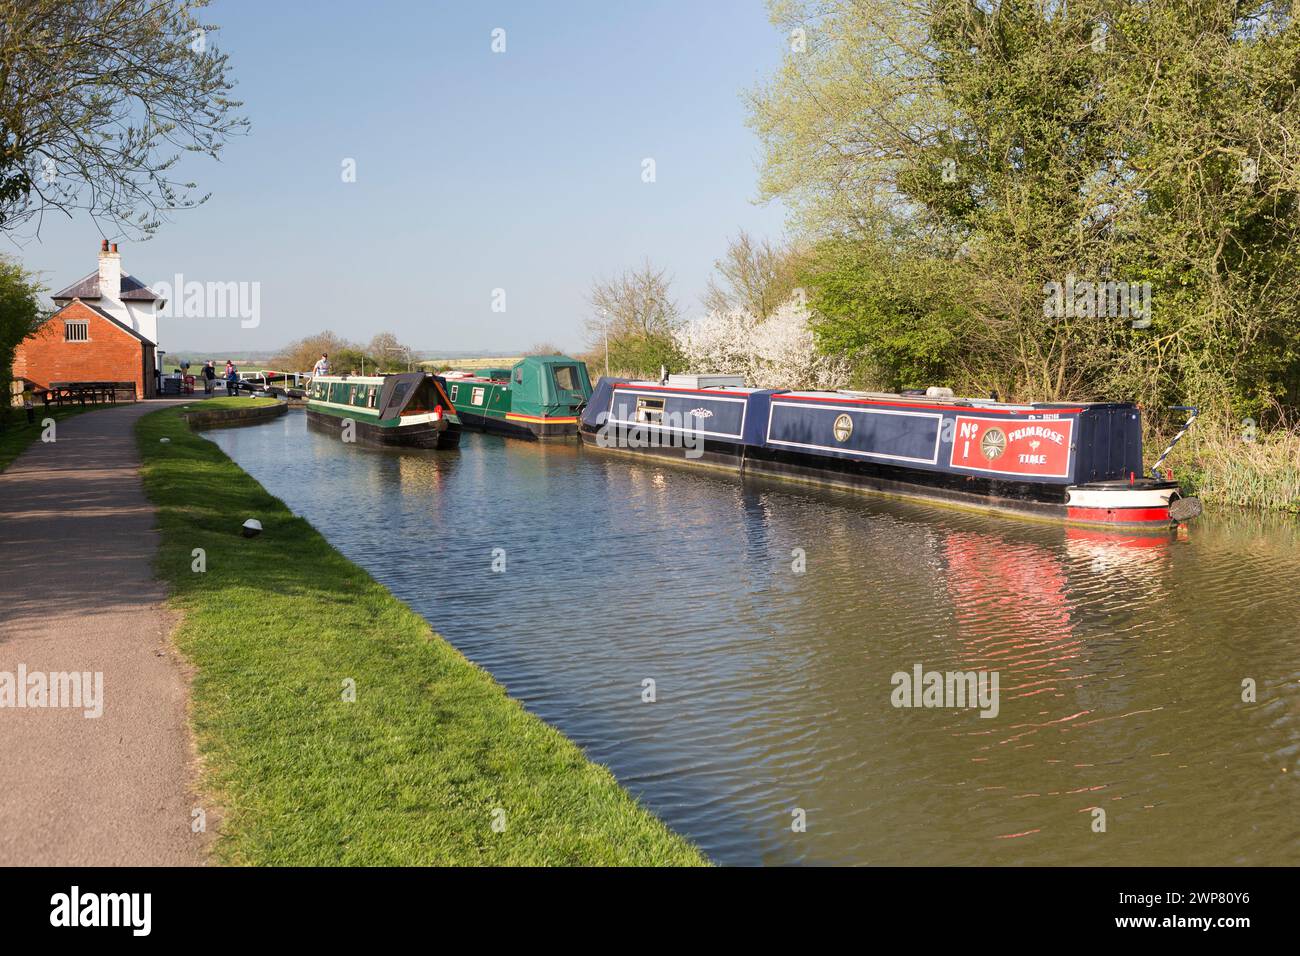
[{"left": 0, "top": 400, "right": 207, "bottom": 865}]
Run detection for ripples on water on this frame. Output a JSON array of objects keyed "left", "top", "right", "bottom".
[{"left": 207, "top": 413, "right": 1299, "bottom": 865}]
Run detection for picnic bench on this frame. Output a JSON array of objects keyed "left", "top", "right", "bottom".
[{"left": 41, "top": 381, "right": 138, "bottom": 407}]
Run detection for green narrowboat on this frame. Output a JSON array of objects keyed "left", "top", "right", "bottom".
[
  {"left": 305, "top": 372, "right": 461, "bottom": 448},
  {"left": 443, "top": 355, "right": 592, "bottom": 440}
]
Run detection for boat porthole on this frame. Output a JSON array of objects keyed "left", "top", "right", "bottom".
[
  {"left": 980, "top": 427, "right": 1007, "bottom": 461},
  {"left": 833, "top": 414, "right": 853, "bottom": 442}
]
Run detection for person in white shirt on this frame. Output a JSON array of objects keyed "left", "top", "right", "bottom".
[{"left": 312, "top": 353, "right": 330, "bottom": 378}]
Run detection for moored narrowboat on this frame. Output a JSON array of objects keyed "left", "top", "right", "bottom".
[
  {"left": 444, "top": 355, "right": 592, "bottom": 440},
  {"left": 306, "top": 372, "right": 461, "bottom": 449},
  {"left": 578, "top": 374, "right": 1202, "bottom": 530}
]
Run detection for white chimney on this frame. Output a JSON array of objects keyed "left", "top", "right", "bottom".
[{"left": 98, "top": 240, "right": 122, "bottom": 303}]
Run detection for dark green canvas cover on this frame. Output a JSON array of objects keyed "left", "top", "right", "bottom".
[
  {"left": 376, "top": 372, "right": 432, "bottom": 419},
  {"left": 510, "top": 356, "right": 592, "bottom": 417}
]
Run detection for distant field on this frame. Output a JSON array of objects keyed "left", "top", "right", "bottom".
[{"left": 419, "top": 356, "right": 524, "bottom": 370}]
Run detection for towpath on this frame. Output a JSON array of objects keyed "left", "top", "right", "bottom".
[{"left": 0, "top": 399, "right": 206, "bottom": 865}]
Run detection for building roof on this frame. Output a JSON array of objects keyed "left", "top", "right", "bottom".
[
  {"left": 49, "top": 299, "right": 155, "bottom": 345},
  {"left": 51, "top": 270, "right": 159, "bottom": 302}
]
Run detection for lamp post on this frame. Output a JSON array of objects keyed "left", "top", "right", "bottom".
[{"left": 603, "top": 310, "right": 610, "bottom": 378}]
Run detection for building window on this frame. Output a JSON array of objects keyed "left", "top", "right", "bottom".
[{"left": 64, "top": 320, "right": 88, "bottom": 342}]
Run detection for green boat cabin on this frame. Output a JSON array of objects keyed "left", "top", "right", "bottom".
[{"left": 445, "top": 355, "right": 592, "bottom": 439}]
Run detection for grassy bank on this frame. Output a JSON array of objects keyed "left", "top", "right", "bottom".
[
  {"left": 135, "top": 398, "right": 704, "bottom": 865},
  {"left": 0, "top": 404, "right": 98, "bottom": 472},
  {"left": 1165, "top": 419, "right": 1300, "bottom": 515}
]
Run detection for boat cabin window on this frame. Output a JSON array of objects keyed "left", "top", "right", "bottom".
[
  {"left": 553, "top": 366, "right": 580, "bottom": 391},
  {"left": 449, "top": 384, "right": 459, "bottom": 402},
  {"left": 471, "top": 387, "right": 485, "bottom": 406},
  {"left": 514, "top": 369, "right": 523, "bottom": 384},
  {"left": 368, "top": 387, "right": 378, "bottom": 408},
  {"left": 635, "top": 396, "right": 665, "bottom": 424}
]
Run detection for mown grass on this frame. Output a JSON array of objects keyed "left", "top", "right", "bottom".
[
  {"left": 1166, "top": 419, "right": 1300, "bottom": 514},
  {"left": 135, "top": 398, "right": 705, "bottom": 866},
  {"left": 0, "top": 403, "right": 100, "bottom": 472}
]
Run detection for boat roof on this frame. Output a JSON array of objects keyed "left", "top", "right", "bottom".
[
  {"left": 314, "top": 375, "right": 401, "bottom": 385},
  {"left": 444, "top": 355, "right": 585, "bottom": 382},
  {"left": 445, "top": 373, "right": 505, "bottom": 382},
  {"left": 614, "top": 380, "right": 766, "bottom": 395},
  {"left": 610, "top": 380, "right": 1110, "bottom": 412},
  {"left": 783, "top": 389, "right": 1095, "bottom": 411}
]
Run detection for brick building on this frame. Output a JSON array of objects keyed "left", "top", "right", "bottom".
[{"left": 13, "top": 242, "right": 166, "bottom": 399}]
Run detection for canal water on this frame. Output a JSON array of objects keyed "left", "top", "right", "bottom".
[{"left": 205, "top": 411, "right": 1298, "bottom": 865}]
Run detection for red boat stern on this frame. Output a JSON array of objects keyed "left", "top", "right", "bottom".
[{"left": 1065, "top": 480, "right": 1200, "bottom": 528}]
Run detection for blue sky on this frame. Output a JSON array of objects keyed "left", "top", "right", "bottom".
[{"left": 7, "top": 0, "right": 790, "bottom": 355}]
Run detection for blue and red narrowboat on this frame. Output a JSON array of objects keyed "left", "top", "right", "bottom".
[{"left": 577, "top": 375, "right": 1201, "bottom": 530}]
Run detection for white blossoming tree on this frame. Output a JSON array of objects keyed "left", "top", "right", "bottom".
[{"left": 674, "top": 301, "right": 852, "bottom": 390}]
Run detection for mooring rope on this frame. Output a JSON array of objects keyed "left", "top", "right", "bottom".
[{"left": 1149, "top": 405, "right": 1199, "bottom": 478}]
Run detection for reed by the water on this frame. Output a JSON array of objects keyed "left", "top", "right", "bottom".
[{"left": 1169, "top": 418, "right": 1300, "bottom": 514}]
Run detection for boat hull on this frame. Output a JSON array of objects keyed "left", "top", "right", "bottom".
[
  {"left": 307, "top": 408, "right": 460, "bottom": 449},
  {"left": 578, "top": 377, "right": 1193, "bottom": 530},
  {"left": 578, "top": 426, "right": 1181, "bottom": 528},
  {"left": 456, "top": 409, "right": 579, "bottom": 440}
]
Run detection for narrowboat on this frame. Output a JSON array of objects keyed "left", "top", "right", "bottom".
[
  {"left": 306, "top": 372, "right": 461, "bottom": 449},
  {"left": 443, "top": 355, "right": 592, "bottom": 440},
  {"left": 578, "top": 375, "right": 1202, "bottom": 530}
]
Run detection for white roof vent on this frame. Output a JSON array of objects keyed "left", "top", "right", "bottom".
[
  {"left": 666, "top": 374, "right": 745, "bottom": 389},
  {"left": 925, "top": 386, "right": 955, "bottom": 398}
]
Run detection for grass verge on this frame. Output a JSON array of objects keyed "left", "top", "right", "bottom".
[
  {"left": 135, "top": 398, "right": 705, "bottom": 865},
  {"left": 0, "top": 404, "right": 98, "bottom": 472},
  {"left": 1167, "top": 419, "right": 1300, "bottom": 514}
]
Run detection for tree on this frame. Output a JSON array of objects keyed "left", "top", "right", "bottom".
[
  {"left": 585, "top": 260, "right": 683, "bottom": 378},
  {"left": 0, "top": 0, "right": 247, "bottom": 237},
  {"left": 701, "top": 230, "right": 807, "bottom": 319},
  {"left": 332, "top": 346, "right": 372, "bottom": 376},
  {"left": 367, "top": 331, "right": 410, "bottom": 370},
  {"left": 675, "top": 301, "right": 852, "bottom": 390},
  {"left": 749, "top": 0, "right": 1300, "bottom": 419},
  {"left": 275, "top": 331, "right": 352, "bottom": 375},
  {"left": 0, "top": 256, "right": 44, "bottom": 424},
  {"left": 801, "top": 240, "right": 973, "bottom": 392},
  {"left": 525, "top": 342, "right": 563, "bottom": 356}
]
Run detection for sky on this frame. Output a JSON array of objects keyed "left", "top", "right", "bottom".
[{"left": 6, "top": 0, "right": 791, "bottom": 355}]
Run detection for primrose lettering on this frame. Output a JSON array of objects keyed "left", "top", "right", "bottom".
[{"left": 1007, "top": 425, "right": 1065, "bottom": 445}]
